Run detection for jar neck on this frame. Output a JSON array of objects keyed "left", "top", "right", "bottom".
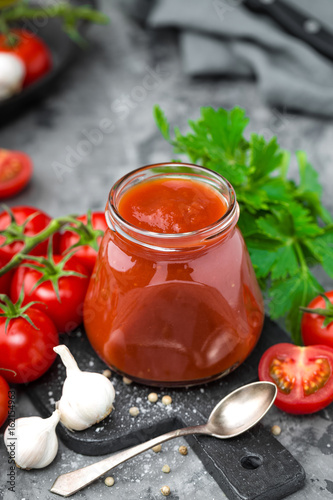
[{"left": 106, "top": 163, "right": 239, "bottom": 252}]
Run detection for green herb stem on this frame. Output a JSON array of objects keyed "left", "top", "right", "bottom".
[
  {"left": 0, "top": 215, "right": 78, "bottom": 277},
  {"left": 293, "top": 241, "right": 308, "bottom": 275}
]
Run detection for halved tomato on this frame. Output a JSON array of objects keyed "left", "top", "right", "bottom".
[
  {"left": 258, "top": 343, "right": 333, "bottom": 414},
  {"left": 0, "top": 149, "right": 33, "bottom": 199}
]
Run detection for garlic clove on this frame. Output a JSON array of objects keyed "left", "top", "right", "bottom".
[
  {"left": 4, "top": 410, "right": 60, "bottom": 469},
  {"left": 0, "top": 53, "right": 26, "bottom": 100},
  {"left": 54, "top": 345, "right": 115, "bottom": 431}
]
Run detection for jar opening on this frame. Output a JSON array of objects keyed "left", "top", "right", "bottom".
[{"left": 106, "top": 163, "right": 239, "bottom": 251}]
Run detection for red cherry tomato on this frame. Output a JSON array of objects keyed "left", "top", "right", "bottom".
[
  {"left": 301, "top": 292, "right": 333, "bottom": 349},
  {"left": 10, "top": 255, "right": 90, "bottom": 333},
  {"left": 0, "top": 253, "right": 13, "bottom": 295},
  {"left": 0, "top": 375, "right": 10, "bottom": 428},
  {"left": 0, "top": 270, "right": 13, "bottom": 296},
  {"left": 258, "top": 343, "right": 333, "bottom": 414},
  {"left": 59, "top": 212, "right": 107, "bottom": 274},
  {"left": 0, "top": 149, "right": 33, "bottom": 199},
  {"left": 0, "top": 306, "right": 59, "bottom": 384},
  {"left": 0, "top": 29, "right": 52, "bottom": 87},
  {"left": 0, "top": 206, "right": 53, "bottom": 261}
]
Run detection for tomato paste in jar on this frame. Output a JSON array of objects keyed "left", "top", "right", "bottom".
[{"left": 83, "top": 163, "right": 264, "bottom": 386}]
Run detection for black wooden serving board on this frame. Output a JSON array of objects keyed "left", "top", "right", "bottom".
[{"left": 27, "top": 316, "right": 306, "bottom": 500}]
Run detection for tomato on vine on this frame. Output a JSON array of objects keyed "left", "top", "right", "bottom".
[
  {"left": 10, "top": 245, "right": 90, "bottom": 333},
  {"left": 0, "top": 206, "right": 54, "bottom": 261},
  {"left": 301, "top": 292, "right": 333, "bottom": 349},
  {"left": 258, "top": 343, "right": 333, "bottom": 414},
  {"left": 59, "top": 211, "right": 107, "bottom": 273},
  {"left": 0, "top": 293, "right": 59, "bottom": 384}
]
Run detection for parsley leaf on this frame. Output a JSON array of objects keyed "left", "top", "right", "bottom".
[
  {"left": 153, "top": 105, "right": 171, "bottom": 142},
  {"left": 305, "top": 229, "right": 333, "bottom": 279},
  {"left": 268, "top": 271, "right": 323, "bottom": 345},
  {"left": 296, "top": 151, "right": 333, "bottom": 224},
  {"left": 249, "top": 135, "right": 284, "bottom": 181}
]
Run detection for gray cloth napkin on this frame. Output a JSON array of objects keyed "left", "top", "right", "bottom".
[{"left": 145, "top": 0, "right": 333, "bottom": 116}]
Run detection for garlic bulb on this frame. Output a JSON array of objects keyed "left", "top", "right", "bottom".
[
  {"left": 54, "top": 345, "right": 115, "bottom": 431},
  {"left": 4, "top": 410, "right": 60, "bottom": 469},
  {"left": 0, "top": 53, "right": 25, "bottom": 100}
]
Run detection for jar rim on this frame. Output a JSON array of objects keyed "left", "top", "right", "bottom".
[{"left": 106, "top": 163, "right": 239, "bottom": 251}]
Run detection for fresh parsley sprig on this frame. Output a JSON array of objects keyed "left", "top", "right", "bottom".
[
  {"left": 153, "top": 105, "right": 333, "bottom": 345},
  {"left": 0, "top": 1, "right": 109, "bottom": 44}
]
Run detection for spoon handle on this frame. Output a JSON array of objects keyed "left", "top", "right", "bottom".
[{"left": 50, "top": 424, "right": 208, "bottom": 497}]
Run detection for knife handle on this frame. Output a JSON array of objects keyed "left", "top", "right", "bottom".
[{"left": 245, "top": 0, "right": 333, "bottom": 61}]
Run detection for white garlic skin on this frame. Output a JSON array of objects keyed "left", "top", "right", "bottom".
[
  {"left": 0, "top": 53, "right": 25, "bottom": 100},
  {"left": 54, "top": 345, "right": 115, "bottom": 431},
  {"left": 4, "top": 410, "right": 60, "bottom": 469}
]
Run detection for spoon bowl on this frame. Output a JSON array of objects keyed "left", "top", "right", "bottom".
[
  {"left": 51, "top": 381, "right": 277, "bottom": 497},
  {"left": 207, "top": 381, "right": 277, "bottom": 438}
]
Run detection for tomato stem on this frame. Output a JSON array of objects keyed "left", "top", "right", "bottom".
[
  {"left": 0, "top": 215, "right": 79, "bottom": 277},
  {"left": 0, "top": 18, "right": 17, "bottom": 47},
  {"left": 0, "top": 367, "right": 17, "bottom": 377},
  {"left": 293, "top": 241, "right": 307, "bottom": 274},
  {"left": 0, "top": 292, "right": 42, "bottom": 331},
  {"left": 300, "top": 294, "right": 333, "bottom": 328},
  {"left": 63, "top": 210, "right": 104, "bottom": 254},
  {"left": 22, "top": 246, "right": 87, "bottom": 303},
  {"left": 0, "top": 294, "right": 16, "bottom": 316}
]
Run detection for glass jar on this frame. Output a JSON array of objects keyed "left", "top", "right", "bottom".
[{"left": 83, "top": 163, "right": 264, "bottom": 387}]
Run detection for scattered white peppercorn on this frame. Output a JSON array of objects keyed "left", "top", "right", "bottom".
[
  {"left": 123, "top": 376, "right": 132, "bottom": 385},
  {"left": 162, "top": 465, "right": 171, "bottom": 473},
  {"left": 161, "top": 485, "right": 171, "bottom": 496},
  {"left": 152, "top": 444, "right": 162, "bottom": 453},
  {"left": 129, "top": 406, "right": 140, "bottom": 417},
  {"left": 102, "top": 369, "right": 112, "bottom": 378},
  {"left": 178, "top": 445, "right": 188, "bottom": 456},
  {"left": 162, "top": 395, "right": 172, "bottom": 406},
  {"left": 104, "top": 476, "right": 115, "bottom": 487},
  {"left": 148, "top": 392, "right": 158, "bottom": 403},
  {"left": 271, "top": 425, "right": 281, "bottom": 436}
]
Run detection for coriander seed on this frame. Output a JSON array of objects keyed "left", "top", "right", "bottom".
[
  {"left": 129, "top": 406, "right": 139, "bottom": 417},
  {"left": 162, "top": 464, "right": 171, "bottom": 473},
  {"left": 103, "top": 369, "right": 112, "bottom": 378},
  {"left": 162, "top": 395, "right": 172, "bottom": 406},
  {"left": 271, "top": 425, "right": 281, "bottom": 436},
  {"left": 152, "top": 444, "right": 162, "bottom": 453},
  {"left": 179, "top": 445, "right": 188, "bottom": 455},
  {"left": 123, "top": 376, "right": 132, "bottom": 385},
  {"left": 104, "top": 476, "right": 115, "bottom": 487},
  {"left": 148, "top": 392, "right": 158, "bottom": 403},
  {"left": 161, "top": 485, "right": 171, "bottom": 496}
]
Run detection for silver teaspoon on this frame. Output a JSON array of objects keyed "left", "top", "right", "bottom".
[{"left": 50, "top": 381, "right": 277, "bottom": 497}]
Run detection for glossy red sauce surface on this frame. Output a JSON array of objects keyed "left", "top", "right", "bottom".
[{"left": 117, "top": 178, "right": 227, "bottom": 233}]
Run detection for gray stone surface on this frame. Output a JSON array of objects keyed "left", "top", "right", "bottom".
[{"left": 0, "top": 0, "right": 333, "bottom": 498}]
